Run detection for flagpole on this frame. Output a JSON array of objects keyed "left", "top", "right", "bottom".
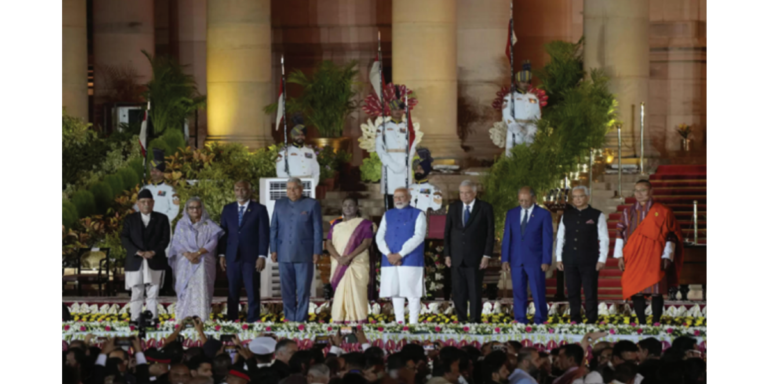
[
  {"left": 508, "top": 1, "right": 516, "bottom": 152},
  {"left": 281, "top": 55, "right": 289, "bottom": 175},
  {"left": 378, "top": 30, "right": 389, "bottom": 211},
  {"left": 404, "top": 92, "right": 410, "bottom": 190}
]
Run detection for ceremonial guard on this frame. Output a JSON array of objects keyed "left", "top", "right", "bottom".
[
  {"left": 375, "top": 86, "right": 416, "bottom": 209},
  {"left": 276, "top": 115, "right": 320, "bottom": 190},
  {"left": 503, "top": 60, "right": 541, "bottom": 155},
  {"left": 409, "top": 147, "right": 442, "bottom": 213},
  {"left": 135, "top": 148, "right": 180, "bottom": 222}
]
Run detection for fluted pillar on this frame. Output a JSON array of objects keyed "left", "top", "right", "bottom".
[
  {"left": 206, "top": 0, "right": 272, "bottom": 149},
  {"left": 584, "top": 0, "right": 654, "bottom": 157},
  {"left": 392, "top": 0, "right": 461, "bottom": 161},
  {"left": 62, "top": 0, "right": 88, "bottom": 121}
]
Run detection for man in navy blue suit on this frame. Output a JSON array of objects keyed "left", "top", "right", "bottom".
[
  {"left": 218, "top": 180, "right": 270, "bottom": 322},
  {"left": 501, "top": 186, "right": 553, "bottom": 324},
  {"left": 270, "top": 177, "right": 323, "bottom": 322}
]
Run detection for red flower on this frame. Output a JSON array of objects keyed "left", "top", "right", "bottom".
[
  {"left": 234, "top": 319, "right": 240, "bottom": 323},
  {"left": 494, "top": 327, "right": 501, "bottom": 334},
  {"left": 630, "top": 323, "right": 636, "bottom": 327},
  {"left": 105, "top": 326, "right": 111, "bottom": 332},
  {"left": 215, "top": 325, "right": 221, "bottom": 331},
  {"left": 327, "top": 327, "right": 333, "bottom": 332},
  {"left": 130, "top": 325, "right": 136, "bottom": 331},
  {"left": 525, "top": 326, "right": 532, "bottom": 333},
  {"left": 64, "top": 325, "right": 70, "bottom": 331},
  {"left": 609, "top": 329, "right": 616, "bottom": 335},
  {"left": 548, "top": 328, "right": 554, "bottom": 334},
  {"left": 666, "top": 328, "right": 674, "bottom": 334},
  {"left": 403, "top": 326, "right": 410, "bottom": 331},
  {"left": 242, "top": 324, "right": 249, "bottom": 330},
  {"left": 653, "top": 322, "right": 661, "bottom": 326},
  {"left": 266, "top": 326, "right": 272, "bottom": 332},
  {"left": 463, "top": 326, "right": 470, "bottom": 332},
  {"left": 378, "top": 327, "right": 384, "bottom": 332},
  {"left": 435, "top": 326, "right": 442, "bottom": 332},
  {"left": 80, "top": 326, "right": 86, "bottom": 331},
  {"left": 694, "top": 330, "right": 701, "bottom": 336},
  {"left": 298, "top": 324, "right": 306, "bottom": 331},
  {"left": 156, "top": 323, "right": 161, "bottom": 329},
  {"left": 637, "top": 329, "right": 643, "bottom": 334},
  {"left": 175, "top": 324, "right": 181, "bottom": 329}
]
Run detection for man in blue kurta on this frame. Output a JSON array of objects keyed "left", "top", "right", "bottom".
[
  {"left": 270, "top": 177, "right": 324, "bottom": 322},
  {"left": 501, "top": 186, "right": 553, "bottom": 324},
  {"left": 375, "top": 187, "right": 427, "bottom": 324}
]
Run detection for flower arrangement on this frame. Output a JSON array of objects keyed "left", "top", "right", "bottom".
[
  {"left": 676, "top": 123, "right": 692, "bottom": 139},
  {"left": 423, "top": 242, "right": 446, "bottom": 300}
]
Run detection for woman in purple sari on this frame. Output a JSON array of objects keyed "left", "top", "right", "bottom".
[
  {"left": 169, "top": 197, "right": 223, "bottom": 320},
  {"left": 326, "top": 197, "right": 375, "bottom": 323}
]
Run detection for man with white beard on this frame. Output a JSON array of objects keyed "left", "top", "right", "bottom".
[{"left": 376, "top": 187, "right": 427, "bottom": 324}]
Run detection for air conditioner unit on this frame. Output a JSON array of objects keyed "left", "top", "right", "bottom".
[{"left": 258, "top": 178, "right": 317, "bottom": 298}]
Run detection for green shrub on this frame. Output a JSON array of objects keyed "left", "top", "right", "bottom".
[
  {"left": 128, "top": 157, "right": 145, "bottom": 181},
  {"left": 63, "top": 200, "right": 79, "bottom": 220},
  {"left": 89, "top": 182, "right": 114, "bottom": 213},
  {"left": 71, "top": 190, "right": 96, "bottom": 218},
  {"left": 118, "top": 167, "right": 140, "bottom": 191},
  {"left": 361, "top": 152, "right": 382, "bottom": 183},
  {"left": 62, "top": 200, "right": 79, "bottom": 229},
  {"left": 160, "top": 129, "right": 186, "bottom": 156},
  {"left": 104, "top": 174, "right": 124, "bottom": 197}
]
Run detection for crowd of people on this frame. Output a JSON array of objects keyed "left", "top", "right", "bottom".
[{"left": 63, "top": 327, "right": 706, "bottom": 384}]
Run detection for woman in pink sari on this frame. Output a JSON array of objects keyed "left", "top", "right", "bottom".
[{"left": 327, "top": 197, "right": 375, "bottom": 323}]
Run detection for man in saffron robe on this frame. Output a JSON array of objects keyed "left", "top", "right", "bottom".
[{"left": 614, "top": 180, "right": 684, "bottom": 324}]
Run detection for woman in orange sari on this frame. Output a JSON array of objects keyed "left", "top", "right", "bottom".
[{"left": 327, "top": 197, "right": 375, "bottom": 323}]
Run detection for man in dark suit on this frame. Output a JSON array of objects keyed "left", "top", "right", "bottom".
[
  {"left": 121, "top": 188, "right": 171, "bottom": 321},
  {"left": 218, "top": 180, "right": 270, "bottom": 322},
  {"left": 444, "top": 180, "right": 495, "bottom": 323},
  {"left": 501, "top": 186, "right": 553, "bottom": 324}
]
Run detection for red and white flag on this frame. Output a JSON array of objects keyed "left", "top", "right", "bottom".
[
  {"left": 369, "top": 53, "right": 382, "bottom": 100},
  {"left": 139, "top": 101, "right": 150, "bottom": 158},
  {"left": 275, "top": 80, "right": 285, "bottom": 131}
]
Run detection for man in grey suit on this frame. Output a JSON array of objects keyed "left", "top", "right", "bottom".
[{"left": 270, "top": 177, "right": 324, "bottom": 322}]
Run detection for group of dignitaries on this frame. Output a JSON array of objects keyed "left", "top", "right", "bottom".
[{"left": 121, "top": 150, "right": 683, "bottom": 325}]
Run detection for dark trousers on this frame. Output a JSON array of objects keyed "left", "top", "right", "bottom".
[
  {"left": 226, "top": 258, "right": 261, "bottom": 322},
  {"left": 564, "top": 263, "right": 599, "bottom": 323},
  {"left": 451, "top": 261, "right": 485, "bottom": 323},
  {"left": 385, "top": 194, "right": 394, "bottom": 210}
]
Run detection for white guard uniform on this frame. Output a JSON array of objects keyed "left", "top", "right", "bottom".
[
  {"left": 134, "top": 183, "right": 180, "bottom": 222},
  {"left": 375, "top": 118, "right": 416, "bottom": 195},
  {"left": 409, "top": 181, "right": 443, "bottom": 213},
  {"left": 276, "top": 144, "right": 320, "bottom": 190},
  {"left": 503, "top": 91, "right": 541, "bottom": 155}
]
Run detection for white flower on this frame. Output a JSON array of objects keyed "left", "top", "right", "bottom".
[{"left": 435, "top": 273, "right": 443, "bottom": 281}]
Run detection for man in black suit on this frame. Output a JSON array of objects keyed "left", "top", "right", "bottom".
[
  {"left": 444, "top": 180, "right": 495, "bottom": 323},
  {"left": 120, "top": 189, "right": 171, "bottom": 321}
]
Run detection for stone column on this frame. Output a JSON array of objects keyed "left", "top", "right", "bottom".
[
  {"left": 584, "top": 0, "right": 653, "bottom": 158},
  {"left": 172, "top": 0, "right": 208, "bottom": 143},
  {"left": 392, "top": 0, "right": 461, "bottom": 161},
  {"left": 93, "top": 0, "right": 155, "bottom": 98},
  {"left": 206, "top": 0, "right": 272, "bottom": 149},
  {"left": 63, "top": 0, "right": 88, "bottom": 121}
]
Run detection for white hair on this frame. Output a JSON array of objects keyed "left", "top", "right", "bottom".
[
  {"left": 287, "top": 177, "right": 303, "bottom": 187},
  {"left": 308, "top": 364, "right": 330, "bottom": 378},
  {"left": 572, "top": 185, "right": 589, "bottom": 196},
  {"left": 394, "top": 186, "right": 409, "bottom": 195},
  {"left": 459, "top": 180, "right": 477, "bottom": 192}
]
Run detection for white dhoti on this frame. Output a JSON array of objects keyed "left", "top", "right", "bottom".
[
  {"left": 125, "top": 259, "right": 165, "bottom": 321},
  {"left": 380, "top": 266, "right": 425, "bottom": 324}
]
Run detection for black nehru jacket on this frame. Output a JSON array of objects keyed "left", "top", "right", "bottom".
[
  {"left": 120, "top": 211, "right": 171, "bottom": 271},
  {"left": 561, "top": 206, "right": 602, "bottom": 266}
]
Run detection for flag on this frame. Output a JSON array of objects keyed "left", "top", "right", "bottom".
[
  {"left": 139, "top": 101, "right": 151, "bottom": 158},
  {"left": 407, "top": 112, "right": 416, "bottom": 153},
  {"left": 505, "top": 24, "right": 518, "bottom": 61},
  {"left": 275, "top": 80, "right": 285, "bottom": 130},
  {"left": 370, "top": 53, "right": 382, "bottom": 100}
]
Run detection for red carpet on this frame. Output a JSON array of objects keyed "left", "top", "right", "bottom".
[{"left": 546, "top": 165, "right": 707, "bottom": 300}]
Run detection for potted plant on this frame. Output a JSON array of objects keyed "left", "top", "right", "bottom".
[
  {"left": 265, "top": 60, "right": 359, "bottom": 152},
  {"left": 677, "top": 123, "right": 693, "bottom": 151}
]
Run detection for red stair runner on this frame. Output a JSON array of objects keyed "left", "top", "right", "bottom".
[{"left": 547, "top": 165, "right": 707, "bottom": 301}]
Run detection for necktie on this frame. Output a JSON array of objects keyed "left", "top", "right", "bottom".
[
  {"left": 464, "top": 205, "right": 470, "bottom": 226},
  {"left": 521, "top": 208, "right": 529, "bottom": 235},
  {"left": 238, "top": 206, "right": 245, "bottom": 227}
]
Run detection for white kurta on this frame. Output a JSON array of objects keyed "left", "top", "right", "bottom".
[
  {"left": 375, "top": 212, "right": 427, "bottom": 298},
  {"left": 375, "top": 118, "right": 416, "bottom": 195},
  {"left": 503, "top": 91, "right": 541, "bottom": 155},
  {"left": 276, "top": 144, "right": 321, "bottom": 189},
  {"left": 409, "top": 181, "right": 443, "bottom": 213}
]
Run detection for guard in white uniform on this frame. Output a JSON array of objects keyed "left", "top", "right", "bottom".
[
  {"left": 276, "top": 115, "right": 320, "bottom": 190},
  {"left": 409, "top": 147, "right": 442, "bottom": 213},
  {"left": 375, "top": 90, "right": 416, "bottom": 209},
  {"left": 503, "top": 60, "right": 541, "bottom": 155},
  {"left": 134, "top": 148, "right": 181, "bottom": 222}
]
